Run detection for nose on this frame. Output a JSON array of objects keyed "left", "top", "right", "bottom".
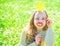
[{"left": 38, "top": 20, "right": 43, "bottom": 22}]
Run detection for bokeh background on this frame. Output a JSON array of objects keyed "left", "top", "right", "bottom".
[{"left": 0, "top": 0, "right": 60, "bottom": 46}]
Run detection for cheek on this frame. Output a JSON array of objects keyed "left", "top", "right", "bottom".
[
  {"left": 43, "top": 21, "right": 46, "bottom": 25},
  {"left": 34, "top": 20, "right": 38, "bottom": 25}
]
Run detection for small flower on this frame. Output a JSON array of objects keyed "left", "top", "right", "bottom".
[{"left": 35, "top": 3, "right": 45, "bottom": 11}]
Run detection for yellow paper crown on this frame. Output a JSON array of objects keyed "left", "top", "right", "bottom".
[{"left": 36, "top": 3, "right": 44, "bottom": 11}]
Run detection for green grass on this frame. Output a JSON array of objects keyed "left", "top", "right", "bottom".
[{"left": 0, "top": 0, "right": 60, "bottom": 46}]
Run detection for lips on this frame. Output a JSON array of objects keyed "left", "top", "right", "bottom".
[{"left": 36, "top": 22, "right": 43, "bottom": 27}]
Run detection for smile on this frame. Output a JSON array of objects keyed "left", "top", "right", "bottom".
[{"left": 36, "top": 22, "right": 43, "bottom": 27}]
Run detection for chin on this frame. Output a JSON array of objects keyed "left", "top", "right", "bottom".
[
  {"left": 36, "top": 25, "right": 45, "bottom": 29},
  {"left": 36, "top": 26, "right": 43, "bottom": 29},
  {"left": 35, "top": 24, "right": 45, "bottom": 29},
  {"left": 38, "top": 27, "right": 43, "bottom": 29}
]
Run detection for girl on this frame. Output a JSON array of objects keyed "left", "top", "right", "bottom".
[{"left": 20, "top": 10, "right": 55, "bottom": 46}]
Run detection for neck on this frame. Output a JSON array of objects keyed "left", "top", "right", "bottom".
[{"left": 37, "top": 28, "right": 42, "bottom": 31}]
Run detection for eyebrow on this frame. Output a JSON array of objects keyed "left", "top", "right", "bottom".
[{"left": 35, "top": 16, "right": 46, "bottom": 19}]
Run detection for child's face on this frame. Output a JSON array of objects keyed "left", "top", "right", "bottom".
[{"left": 34, "top": 11, "right": 47, "bottom": 29}]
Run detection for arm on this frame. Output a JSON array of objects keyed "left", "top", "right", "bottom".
[
  {"left": 45, "top": 28, "right": 55, "bottom": 46},
  {"left": 27, "top": 42, "right": 36, "bottom": 46},
  {"left": 20, "top": 31, "right": 27, "bottom": 46},
  {"left": 20, "top": 30, "right": 36, "bottom": 46}
]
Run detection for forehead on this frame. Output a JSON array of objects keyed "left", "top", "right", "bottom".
[{"left": 35, "top": 11, "right": 46, "bottom": 18}]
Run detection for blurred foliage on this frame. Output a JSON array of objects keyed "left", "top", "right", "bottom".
[{"left": 0, "top": 0, "right": 60, "bottom": 46}]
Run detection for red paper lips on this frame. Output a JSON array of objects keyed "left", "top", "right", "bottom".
[{"left": 36, "top": 22, "right": 43, "bottom": 27}]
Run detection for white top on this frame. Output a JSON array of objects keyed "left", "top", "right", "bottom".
[{"left": 20, "top": 27, "right": 55, "bottom": 46}]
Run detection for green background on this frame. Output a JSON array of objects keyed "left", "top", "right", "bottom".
[{"left": 0, "top": 0, "right": 60, "bottom": 46}]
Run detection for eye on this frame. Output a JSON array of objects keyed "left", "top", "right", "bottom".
[
  {"left": 42, "top": 18, "right": 45, "bottom": 20},
  {"left": 35, "top": 18, "right": 39, "bottom": 20}
]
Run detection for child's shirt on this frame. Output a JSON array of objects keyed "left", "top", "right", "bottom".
[{"left": 20, "top": 27, "right": 55, "bottom": 46}]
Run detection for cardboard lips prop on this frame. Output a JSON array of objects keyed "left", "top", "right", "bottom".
[{"left": 36, "top": 22, "right": 43, "bottom": 27}]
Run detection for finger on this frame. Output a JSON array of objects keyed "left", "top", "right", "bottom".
[
  {"left": 47, "top": 20, "right": 50, "bottom": 24},
  {"left": 46, "top": 19, "right": 52, "bottom": 24},
  {"left": 35, "top": 34, "right": 42, "bottom": 40}
]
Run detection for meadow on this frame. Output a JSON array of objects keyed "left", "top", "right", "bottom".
[{"left": 0, "top": 0, "right": 60, "bottom": 46}]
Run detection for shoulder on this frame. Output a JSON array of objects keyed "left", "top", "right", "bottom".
[
  {"left": 45, "top": 27, "right": 55, "bottom": 45},
  {"left": 45, "top": 27, "right": 55, "bottom": 41},
  {"left": 45, "top": 27, "right": 55, "bottom": 40},
  {"left": 21, "top": 27, "right": 28, "bottom": 38},
  {"left": 22, "top": 27, "right": 28, "bottom": 34},
  {"left": 47, "top": 27, "right": 54, "bottom": 33},
  {"left": 22, "top": 26, "right": 31, "bottom": 35}
]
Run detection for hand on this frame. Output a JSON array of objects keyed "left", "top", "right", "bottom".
[
  {"left": 35, "top": 34, "right": 42, "bottom": 45},
  {"left": 46, "top": 18, "right": 52, "bottom": 28}
]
